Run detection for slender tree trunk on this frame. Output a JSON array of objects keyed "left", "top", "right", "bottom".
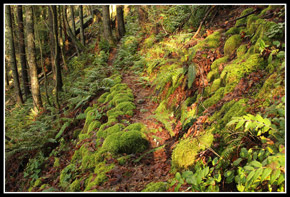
[
  {"left": 17, "top": 5, "right": 31, "bottom": 100},
  {"left": 70, "top": 6, "right": 76, "bottom": 36},
  {"left": 63, "top": 5, "right": 85, "bottom": 54},
  {"left": 102, "top": 5, "right": 115, "bottom": 45},
  {"left": 25, "top": 5, "right": 43, "bottom": 111},
  {"left": 34, "top": 6, "right": 52, "bottom": 106},
  {"left": 5, "top": 57, "right": 10, "bottom": 89},
  {"left": 79, "top": 5, "right": 85, "bottom": 45},
  {"left": 116, "top": 5, "right": 126, "bottom": 40},
  {"left": 48, "top": 6, "right": 56, "bottom": 81},
  {"left": 50, "top": 5, "right": 63, "bottom": 92},
  {"left": 5, "top": 5, "right": 24, "bottom": 105}
]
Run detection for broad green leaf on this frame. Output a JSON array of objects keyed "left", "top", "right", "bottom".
[
  {"left": 233, "top": 158, "right": 243, "bottom": 166},
  {"left": 212, "top": 157, "right": 219, "bottom": 166},
  {"left": 235, "top": 120, "right": 245, "bottom": 130},
  {"left": 244, "top": 165, "right": 254, "bottom": 171},
  {"left": 201, "top": 166, "right": 209, "bottom": 178},
  {"left": 270, "top": 169, "right": 281, "bottom": 184},
  {"left": 252, "top": 167, "right": 263, "bottom": 183},
  {"left": 260, "top": 168, "right": 272, "bottom": 182},
  {"left": 187, "top": 63, "right": 196, "bottom": 89},
  {"left": 224, "top": 170, "right": 233, "bottom": 177},
  {"left": 245, "top": 170, "right": 255, "bottom": 188},
  {"left": 250, "top": 160, "right": 263, "bottom": 168}
]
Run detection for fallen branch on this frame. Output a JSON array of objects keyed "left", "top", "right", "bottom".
[
  {"left": 193, "top": 5, "right": 216, "bottom": 39},
  {"left": 228, "top": 8, "right": 259, "bottom": 23}
]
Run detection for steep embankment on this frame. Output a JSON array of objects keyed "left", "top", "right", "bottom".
[{"left": 27, "top": 5, "right": 285, "bottom": 192}]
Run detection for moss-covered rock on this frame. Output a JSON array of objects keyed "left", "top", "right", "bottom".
[
  {"left": 221, "top": 98, "right": 248, "bottom": 125},
  {"left": 224, "top": 34, "right": 242, "bottom": 56},
  {"left": 102, "top": 129, "right": 148, "bottom": 154},
  {"left": 236, "top": 44, "right": 247, "bottom": 58},
  {"left": 97, "top": 123, "right": 125, "bottom": 139},
  {"left": 202, "top": 87, "right": 225, "bottom": 109},
  {"left": 235, "top": 7, "right": 255, "bottom": 27},
  {"left": 210, "top": 78, "right": 222, "bottom": 93},
  {"left": 141, "top": 181, "right": 169, "bottom": 192},
  {"left": 59, "top": 164, "right": 76, "bottom": 190},
  {"left": 172, "top": 130, "right": 214, "bottom": 169}
]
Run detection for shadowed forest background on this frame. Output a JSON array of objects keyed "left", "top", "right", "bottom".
[{"left": 4, "top": 4, "right": 285, "bottom": 192}]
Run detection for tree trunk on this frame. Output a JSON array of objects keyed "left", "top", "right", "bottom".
[
  {"left": 17, "top": 5, "right": 31, "bottom": 100},
  {"left": 79, "top": 5, "right": 85, "bottom": 45},
  {"left": 70, "top": 5, "right": 76, "bottom": 36},
  {"left": 5, "top": 5, "right": 24, "bottom": 105},
  {"left": 50, "top": 5, "right": 63, "bottom": 92},
  {"left": 25, "top": 5, "right": 43, "bottom": 111},
  {"left": 48, "top": 6, "right": 56, "bottom": 81},
  {"left": 116, "top": 5, "right": 126, "bottom": 40},
  {"left": 102, "top": 5, "right": 115, "bottom": 45},
  {"left": 63, "top": 5, "right": 85, "bottom": 54}
]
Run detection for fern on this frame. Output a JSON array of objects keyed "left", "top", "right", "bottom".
[{"left": 187, "top": 63, "right": 196, "bottom": 89}]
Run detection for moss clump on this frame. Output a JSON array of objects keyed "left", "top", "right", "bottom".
[
  {"left": 87, "top": 120, "right": 101, "bottom": 134},
  {"left": 207, "top": 56, "right": 228, "bottom": 82},
  {"left": 141, "top": 181, "right": 169, "bottom": 192},
  {"left": 202, "top": 87, "right": 225, "bottom": 109},
  {"left": 172, "top": 130, "right": 214, "bottom": 169},
  {"left": 115, "top": 101, "right": 136, "bottom": 116},
  {"left": 224, "top": 34, "right": 242, "bottom": 56},
  {"left": 221, "top": 53, "right": 265, "bottom": 94},
  {"left": 210, "top": 78, "right": 222, "bottom": 93},
  {"left": 69, "top": 179, "right": 80, "bottom": 192},
  {"left": 97, "top": 123, "right": 125, "bottom": 139},
  {"left": 97, "top": 92, "right": 110, "bottom": 103},
  {"left": 236, "top": 44, "right": 247, "bottom": 58},
  {"left": 221, "top": 98, "right": 248, "bottom": 125},
  {"left": 235, "top": 7, "right": 255, "bottom": 27},
  {"left": 84, "top": 162, "right": 115, "bottom": 191},
  {"left": 102, "top": 130, "right": 148, "bottom": 154},
  {"left": 189, "top": 30, "right": 222, "bottom": 59},
  {"left": 225, "top": 26, "right": 240, "bottom": 36}
]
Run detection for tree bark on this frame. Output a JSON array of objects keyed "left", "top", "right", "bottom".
[
  {"left": 116, "top": 5, "right": 126, "bottom": 40},
  {"left": 16, "top": 5, "right": 31, "bottom": 99},
  {"left": 79, "top": 5, "right": 85, "bottom": 45},
  {"left": 5, "top": 5, "right": 24, "bottom": 105},
  {"left": 102, "top": 5, "right": 115, "bottom": 45},
  {"left": 25, "top": 5, "right": 43, "bottom": 111},
  {"left": 50, "top": 5, "right": 63, "bottom": 92},
  {"left": 48, "top": 6, "right": 56, "bottom": 80},
  {"left": 70, "top": 5, "right": 76, "bottom": 36}
]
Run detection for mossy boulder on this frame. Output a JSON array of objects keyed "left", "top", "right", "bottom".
[
  {"left": 69, "top": 179, "right": 81, "bottom": 192},
  {"left": 210, "top": 78, "right": 222, "bottom": 93},
  {"left": 172, "top": 130, "right": 214, "bottom": 169},
  {"left": 236, "top": 44, "right": 247, "bottom": 58},
  {"left": 102, "top": 129, "right": 148, "bottom": 154},
  {"left": 207, "top": 56, "right": 228, "bottom": 83},
  {"left": 141, "top": 181, "right": 169, "bottom": 192},
  {"left": 224, "top": 34, "right": 242, "bottom": 56},
  {"left": 220, "top": 98, "right": 248, "bottom": 125},
  {"left": 202, "top": 87, "right": 225, "bottom": 109},
  {"left": 97, "top": 123, "right": 125, "bottom": 139}
]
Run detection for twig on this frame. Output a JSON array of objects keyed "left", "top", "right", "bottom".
[
  {"left": 228, "top": 9, "right": 259, "bottom": 23},
  {"left": 193, "top": 5, "right": 216, "bottom": 39}
]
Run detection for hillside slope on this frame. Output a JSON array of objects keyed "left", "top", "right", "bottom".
[{"left": 6, "top": 5, "right": 285, "bottom": 192}]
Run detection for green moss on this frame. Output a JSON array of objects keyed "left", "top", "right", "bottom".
[
  {"left": 85, "top": 162, "right": 115, "bottom": 191},
  {"left": 225, "top": 26, "right": 240, "bottom": 36},
  {"left": 124, "top": 122, "right": 147, "bottom": 132},
  {"left": 97, "top": 123, "right": 125, "bottom": 139},
  {"left": 53, "top": 157, "right": 60, "bottom": 168},
  {"left": 144, "top": 34, "right": 156, "bottom": 48},
  {"left": 202, "top": 87, "right": 225, "bottom": 109},
  {"left": 172, "top": 130, "right": 214, "bottom": 169},
  {"left": 190, "top": 30, "right": 221, "bottom": 59},
  {"left": 224, "top": 34, "right": 242, "bottom": 56},
  {"left": 221, "top": 53, "right": 265, "bottom": 94},
  {"left": 78, "top": 133, "right": 90, "bottom": 141},
  {"left": 236, "top": 44, "right": 247, "bottom": 58},
  {"left": 97, "top": 92, "right": 110, "bottom": 103},
  {"left": 235, "top": 7, "right": 255, "bottom": 27},
  {"left": 221, "top": 98, "right": 248, "bottom": 125},
  {"left": 211, "top": 78, "right": 221, "bottom": 93},
  {"left": 250, "top": 19, "right": 276, "bottom": 45},
  {"left": 87, "top": 120, "right": 101, "bottom": 134},
  {"left": 69, "top": 179, "right": 81, "bottom": 192},
  {"left": 115, "top": 101, "right": 136, "bottom": 116},
  {"left": 141, "top": 181, "right": 169, "bottom": 192},
  {"left": 102, "top": 130, "right": 148, "bottom": 154},
  {"left": 256, "top": 72, "right": 278, "bottom": 100}
]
